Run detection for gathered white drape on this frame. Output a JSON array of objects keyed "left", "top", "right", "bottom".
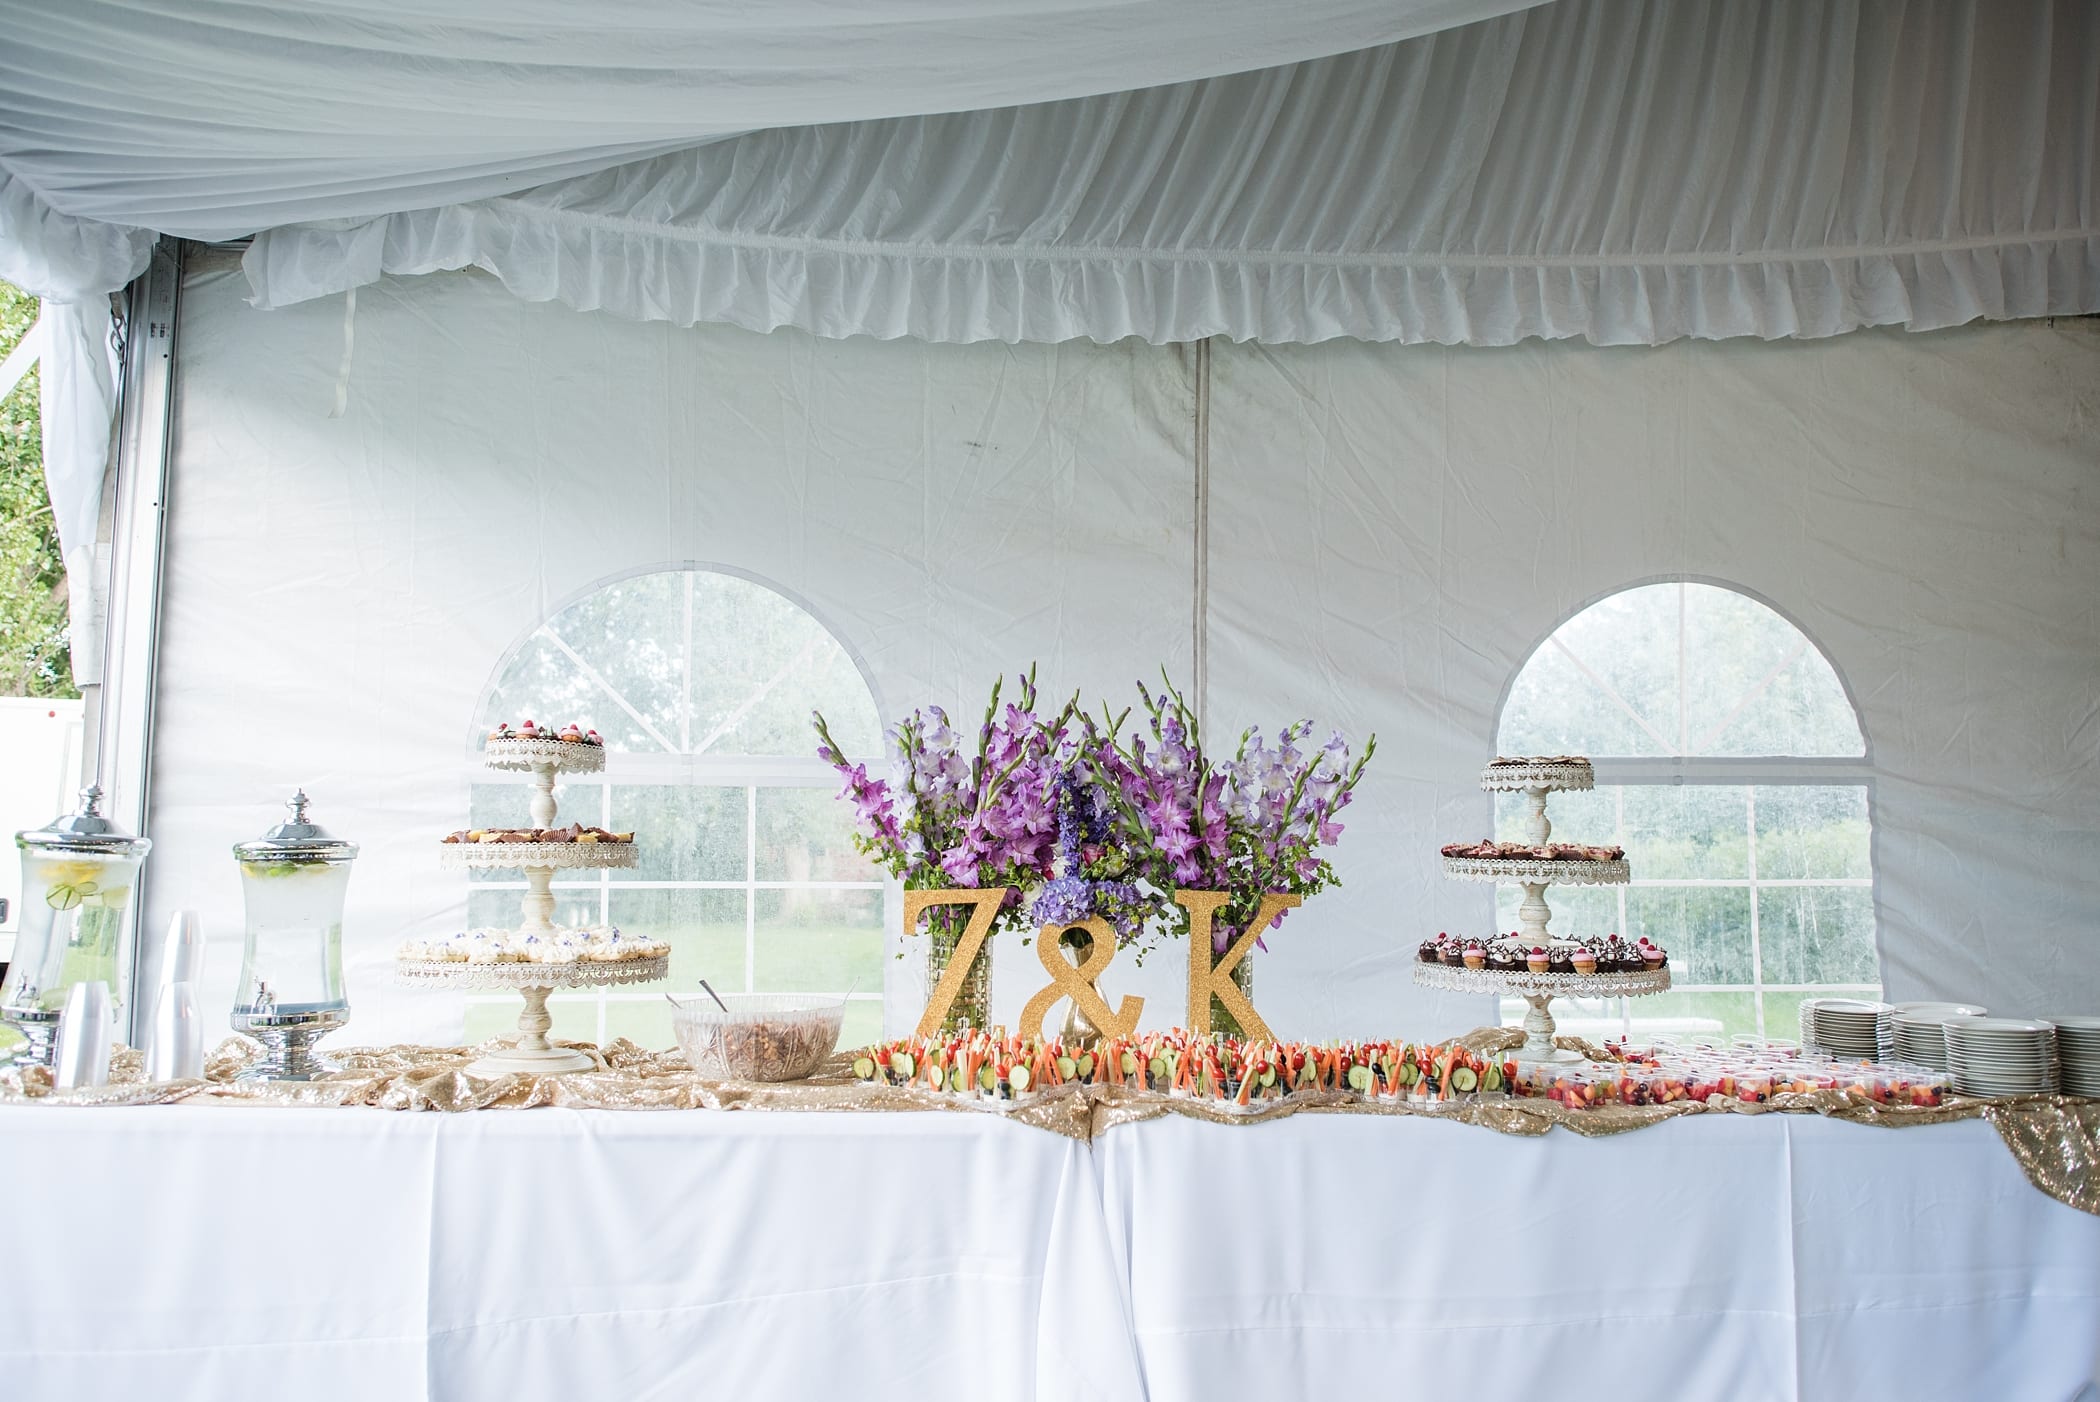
[
  {"left": 242, "top": 0, "right": 2100, "bottom": 347},
  {"left": 0, "top": 176, "right": 150, "bottom": 686},
  {"left": 0, "top": 0, "right": 1541, "bottom": 246},
  {"left": 0, "top": 0, "right": 1527, "bottom": 611}
]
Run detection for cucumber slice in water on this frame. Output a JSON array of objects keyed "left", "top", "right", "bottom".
[
  {"left": 1452, "top": 1066, "right": 1479, "bottom": 1093},
  {"left": 852, "top": 1056, "right": 875, "bottom": 1080},
  {"left": 1346, "top": 1064, "right": 1373, "bottom": 1093}
]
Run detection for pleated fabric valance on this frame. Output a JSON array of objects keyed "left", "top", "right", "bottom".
[{"left": 238, "top": 0, "right": 2100, "bottom": 347}]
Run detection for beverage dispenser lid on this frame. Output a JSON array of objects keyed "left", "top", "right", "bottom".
[
  {"left": 17, "top": 786, "right": 152, "bottom": 856},
  {"left": 233, "top": 790, "right": 358, "bottom": 863}
]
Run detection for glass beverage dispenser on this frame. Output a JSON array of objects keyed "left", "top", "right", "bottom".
[
  {"left": 1, "top": 787, "right": 152, "bottom": 1067},
  {"left": 231, "top": 790, "right": 357, "bottom": 1080}
]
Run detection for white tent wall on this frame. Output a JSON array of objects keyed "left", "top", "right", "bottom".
[
  {"left": 143, "top": 255, "right": 2100, "bottom": 1046},
  {"left": 1205, "top": 334, "right": 2100, "bottom": 1031},
  {"left": 149, "top": 256, "right": 1199, "bottom": 1042}
]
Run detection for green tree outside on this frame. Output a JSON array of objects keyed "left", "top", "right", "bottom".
[{"left": 0, "top": 280, "right": 74, "bottom": 697}]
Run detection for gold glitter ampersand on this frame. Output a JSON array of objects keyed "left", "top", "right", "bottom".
[
  {"left": 1177, "top": 889, "right": 1300, "bottom": 1040},
  {"left": 1019, "top": 917, "right": 1144, "bottom": 1041}
]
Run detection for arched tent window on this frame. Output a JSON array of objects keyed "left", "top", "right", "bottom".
[
  {"left": 467, "top": 567, "right": 888, "bottom": 1050},
  {"left": 1497, "top": 581, "right": 1877, "bottom": 1041}
]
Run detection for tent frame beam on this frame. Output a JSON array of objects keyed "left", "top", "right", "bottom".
[{"left": 98, "top": 238, "right": 182, "bottom": 1044}]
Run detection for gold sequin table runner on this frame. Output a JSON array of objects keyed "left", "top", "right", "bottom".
[{"left": 6, "top": 1028, "right": 2094, "bottom": 1217}]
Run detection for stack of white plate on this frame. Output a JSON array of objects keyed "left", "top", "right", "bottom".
[
  {"left": 1941, "top": 1016, "right": 2059, "bottom": 1098},
  {"left": 1802, "top": 998, "right": 1894, "bottom": 1061},
  {"left": 2047, "top": 1015, "right": 2100, "bottom": 1098},
  {"left": 1890, "top": 1002, "right": 1988, "bottom": 1071}
]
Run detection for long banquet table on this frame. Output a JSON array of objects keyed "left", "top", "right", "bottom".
[{"left": 2, "top": 1104, "right": 2096, "bottom": 1402}]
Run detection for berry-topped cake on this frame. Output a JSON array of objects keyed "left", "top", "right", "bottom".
[
  {"left": 488, "top": 719, "right": 603, "bottom": 748},
  {"left": 482, "top": 720, "right": 608, "bottom": 773}
]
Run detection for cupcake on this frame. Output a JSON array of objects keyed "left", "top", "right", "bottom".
[
  {"left": 1417, "top": 938, "right": 1441, "bottom": 965},
  {"left": 1640, "top": 939, "right": 1666, "bottom": 971},
  {"left": 1571, "top": 946, "right": 1597, "bottom": 975},
  {"left": 1526, "top": 946, "right": 1550, "bottom": 974},
  {"left": 1488, "top": 942, "right": 1520, "bottom": 971},
  {"left": 1441, "top": 940, "right": 1464, "bottom": 966},
  {"left": 556, "top": 723, "right": 585, "bottom": 743},
  {"left": 1548, "top": 944, "right": 1574, "bottom": 973},
  {"left": 1463, "top": 941, "right": 1486, "bottom": 970}
]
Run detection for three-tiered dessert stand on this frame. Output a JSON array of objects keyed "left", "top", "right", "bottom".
[
  {"left": 402, "top": 731, "right": 665, "bottom": 1077},
  {"left": 1414, "top": 757, "right": 1667, "bottom": 1063}
]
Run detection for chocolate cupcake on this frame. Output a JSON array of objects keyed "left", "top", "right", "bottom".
[{"left": 1548, "top": 945, "right": 1575, "bottom": 974}]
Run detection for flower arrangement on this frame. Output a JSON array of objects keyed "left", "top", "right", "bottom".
[
  {"left": 1027, "top": 769, "right": 1150, "bottom": 948},
  {"left": 815, "top": 667, "right": 1374, "bottom": 1030},
  {"left": 812, "top": 666, "right": 1074, "bottom": 925},
  {"left": 1091, "top": 674, "right": 1374, "bottom": 957}
]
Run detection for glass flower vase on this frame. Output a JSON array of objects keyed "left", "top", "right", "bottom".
[
  {"left": 925, "top": 907, "right": 993, "bottom": 1034},
  {"left": 1211, "top": 948, "right": 1256, "bottom": 1038}
]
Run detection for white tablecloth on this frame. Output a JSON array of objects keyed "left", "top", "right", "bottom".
[
  {"left": 1095, "top": 1113, "right": 2100, "bottom": 1402},
  {"left": 0, "top": 1106, "right": 1142, "bottom": 1402},
  {"left": 3, "top": 1106, "right": 2096, "bottom": 1402}
]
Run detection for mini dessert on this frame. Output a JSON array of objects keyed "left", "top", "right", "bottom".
[
  {"left": 1570, "top": 947, "right": 1597, "bottom": 975},
  {"left": 441, "top": 824, "right": 634, "bottom": 845},
  {"left": 1462, "top": 941, "right": 1486, "bottom": 970},
  {"left": 1440, "top": 839, "right": 1625, "bottom": 863},
  {"left": 1548, "top": 944, "right": 1575, "bottom": 973},
  {"left": 396, "top": 925, "right": 668, "bottom": 966},
  {"left": 1440, "top": 939, "right": 1464, "bottom": 967},
  {"left": 1487, "top": 940, "right": 1522, "bottom": 971},
  {"left": 1640, "top": 938, "right": 1666, "bottom": 971},
  {"left": 485, "top": 720, "right": 606, "bottom": 748},
  {"left": 1417, "top": 937, "right": 1441, "bottom": 965},
  {"left": 1526, "top": 946, "right": 1551, "bottom": 974}
]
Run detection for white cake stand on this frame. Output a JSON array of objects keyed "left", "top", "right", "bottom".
[
  {"left": 1412, "top": 959, "right": 1670, "bottom": 1063},
  {"left": 1427, "top": 757, "right": 1657, "bottom": 1063},
  {"left": 397, "top": 954, "right": 668, "bottom": 1077},
  {"left": 1442, "top": 854, "right": 1631, "bottom": 946},
  {"left": 433, "top": 840, "right": 642, "bottom": 1073},
  {"left": 481, "top": 735, "right": 606, "bottom": 828}
]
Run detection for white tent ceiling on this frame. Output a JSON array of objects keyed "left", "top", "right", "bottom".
[
  {"left": 0, "top": 0, "right": 2089, "bottom": 337},
  {"left": 0, "top": 0, "right": 1538, "bottom": 247}
]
